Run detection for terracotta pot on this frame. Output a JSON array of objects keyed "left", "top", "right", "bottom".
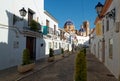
[
  {"left": 62, "top": 54, "right": 64, "bottom": 57},
  {"left": 17, "top": 63, "right": 35, "bottom": 73},
  {"left": 48, "top": 56, "right": 55, "bottom": 62}
]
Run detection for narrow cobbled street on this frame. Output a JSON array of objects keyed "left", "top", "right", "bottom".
[{"left": 19, "top": 54, "right": 76, "bottom": 81}]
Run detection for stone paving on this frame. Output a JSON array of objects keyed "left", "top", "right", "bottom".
[
  {"left": 19, "top": 53, "right": 76, "bottom": 81},
  {"left": 0, "top": 49, "right": 119, "bottom": 81},
  {"left": 0, "top": 54, "right": 63, "bottom": 81},
  {"left": 86, "top": 49, "right": 118, "bottom": 81},
  {"left": 87, "top": 54, "right": 118, "bottom": 81}
]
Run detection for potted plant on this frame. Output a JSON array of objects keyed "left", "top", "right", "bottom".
[
  {"left": 17, "top": 48, "right": 35, "bottom": 73},
  {"left": 30, "top": 20, "right": 39, "bottom": 31},
  {"left": 48, "top": 48, "right": 54, "bottom": 62},
  {"left": 74, "top": 49, "right": 87, "bottom": 81},
  {"left": 61, "top": 48, "right": 64, "bottom": 57}
]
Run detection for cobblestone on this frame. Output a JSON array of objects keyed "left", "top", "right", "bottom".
[
  {"left": 0, "top": 49, "right": 119, "bottom": 81},
  {"left": 18, "top": 54, "right": 76, "bottom": 81},
  {"left": 86, "top": 48, "right": 118, "bottom": 81}
]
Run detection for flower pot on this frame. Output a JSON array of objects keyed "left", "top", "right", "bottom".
[
  {"left": 48, "top": 56, "right": 55, "bottom": 62},
  {"left": 62, "top": 54, "right": 64, "bottom": 57},
  {"left": 17, "top": 63, "right": 35, "bottom": 73}
]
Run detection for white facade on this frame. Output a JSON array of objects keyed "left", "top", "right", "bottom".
[
  {"left": 77, "top": 36, "right": 89, "bottom": 46},
  {"left": 0, "top": 0, "right": 44, "bottom": 70},
  {"left": 91, "top": 0, "right": 120, "bottom": 79},
  {"left": 103, "top": 0, "right": 120, "bottom": 79},
  {"left": 43, "top": 10, "right": 62, "bottom": 55}
]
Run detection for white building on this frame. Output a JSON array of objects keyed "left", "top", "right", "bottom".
[
  {"left": 42, "top": 10, "right": 63, "bottom": 55},
  {"left": 92, "top": 0, "right": 120, "bottom": 79},
  {"left": 0, "top": 0, "right": 45, "bottom": 70},
  {"left": 89, "top": 28, "right": 97, "bottom": 55},
  {"left": 77, "top": 36, "right": 89, "bottom": 47}
]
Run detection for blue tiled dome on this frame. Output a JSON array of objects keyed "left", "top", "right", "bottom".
[
  {"left": 79, "top": 28, "right": 85, "bottom": 32},
  {"left": 64, "top": 20, "right": 74, "bottom": 26}
]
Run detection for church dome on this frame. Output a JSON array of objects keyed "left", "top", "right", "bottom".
[
  {"left": 79, "top": 28, "right": 85, "bottom": 32},
  {"left": 63, "top": 20, "right": 75, "bottom": 33},
  {"left": 64, "top": 20, "right": 74, "bottom": 26}
]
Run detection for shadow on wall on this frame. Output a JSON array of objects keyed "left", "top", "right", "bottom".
[
  {"left": 0, "top": 42, "right": 10, "bottom": 70},
  {"left": 0, "top": 10, "right": 23, "bottom": 70}
]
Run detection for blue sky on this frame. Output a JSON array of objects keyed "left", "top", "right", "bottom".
[{"left": 44, "top": 0, "right": 105, "bottom": 30}]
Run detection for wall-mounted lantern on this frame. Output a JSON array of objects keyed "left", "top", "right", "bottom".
[
  {"left": 19, "top": 7, "right": 27, "bottom": 19},
  {"left": 95, "top": 2, "right": 103, "bottom": 18},
  {"left": 95, "top": 2, "right": 115, "bottom": 21}
]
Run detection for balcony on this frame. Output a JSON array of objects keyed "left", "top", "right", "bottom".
[
  {"left": 48, "top": 27, "right": 54, "bottom": 35},
  {"left": 22, "top": 20, "right": 43, "bottom": 38}
]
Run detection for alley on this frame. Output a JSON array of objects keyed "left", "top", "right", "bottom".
[{"left": 18, "top": 54, "right": 76, "bottom": 81}]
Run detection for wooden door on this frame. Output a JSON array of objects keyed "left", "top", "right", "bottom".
[{"left": 26, "top": 37, "right": 36, "bottom": 60}]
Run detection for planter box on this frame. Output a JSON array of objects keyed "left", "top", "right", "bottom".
[
  {"left": 62, "top": 54, "right": 64, "bottom": 57},
  {"left": 17, "top": 63, "right": 35, "bottom": 73},
  {"left": 48, "top": 56, "right": 55, "bottom": 62}
]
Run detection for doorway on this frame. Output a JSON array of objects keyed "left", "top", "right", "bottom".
[{"left": 26, "top": 36, "right": 36, "bottom": 60}]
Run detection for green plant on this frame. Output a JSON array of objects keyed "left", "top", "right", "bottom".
[
  {"left": 22, "top": 48, "right": 31, "bottom": 65},
  {"left": 83, "top": 48, "right": 86, "bottom": 54},
  {"left": 61, "top": 48, "right": 64, "bottom": 54},
  {"left": 74, "top": 50, "right": 87, "bottom": 81},
  {"left": 49, "top": 48, "right": 54, "bottom": 57},
  {"left": 80, "top": 48, "right": 86, "bottom": 56},
  {"left": 30, "top": 20, "right": 39, "bottom": 31}
]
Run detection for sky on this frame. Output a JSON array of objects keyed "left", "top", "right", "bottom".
[{"left": 44, "top": 0, "right": 105, "bottom": 30}]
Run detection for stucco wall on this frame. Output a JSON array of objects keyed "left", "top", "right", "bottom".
[
  {"left": 103, "top": 0, "right": 120, "bottom": 79},
  {"left": 77, "top": 36, "right": 89, "bottom": 46},
  {"left": 0, "top": 0, "right": 44, "bottom": 70},
  {"left": 36, "top": 38, "right": 46, "bottom": 60},
  {"left": 43, "top": 11, "right": 58, "bottom": 29},
  {"left": 0, "top": 30, "right": 26, "bottom": 70}
]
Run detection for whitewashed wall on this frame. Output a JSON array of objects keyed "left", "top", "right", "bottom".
[
  {"left": 43, "top": 11, "right": 58, "bottom": 29},
  {"left": 102, "top": 0, "right": 120, "bottom": 79},
  {"left": 36, "top": 38, "right": 46, "bottom": 60},
  {"left": 43, "top": 11, "right": 62, "bottom": 55},
  {"left": 77, "top": 36, "right": 89, "bottom": 46},
  {"left": 0, "top": 0, "right": 44, "bottom": 70}
]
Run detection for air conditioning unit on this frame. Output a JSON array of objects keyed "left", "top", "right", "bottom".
[{"left": 115, "top": 22, "right": 120, "bottom": 33}]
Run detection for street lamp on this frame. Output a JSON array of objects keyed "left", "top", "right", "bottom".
[
  {"left": 95, "top": 2, "right": 103, "bottom": 18},
  {"left": 19, "top": 7, "right": 27, "bottom": 19},
  {"left": 95, "top": 2, "right": 115, "bottom": 21}
]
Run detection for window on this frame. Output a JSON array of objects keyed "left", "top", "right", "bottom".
[
  {"left": 54, "top": 25, "right": 56, "bottom": 35},
  {"left": 46, "top": 20, "right": 49, "bottom": 33},
  {"left": 55, "top": 42, "right": 57, "bottom": 48},
  {"left": 59, "top": 43, "right": 61, "bottom": 48},
  {"left": 109, "top": 38, "right": 113, "bottom": 59},
  {"left": 98, "top": 42, "right": 99, "bottom": 58},
  {"left": 106, "top": 19, "right": 109, "bottom": 31},
  {"left": 102, "top": 20, "right": 104, "bottom": 34},
  {"left": 28, "top": 8, "right": 35, "bottom": 25},
  {"left": 46, "top": 19, "right": 49, "bottom": 27}
]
